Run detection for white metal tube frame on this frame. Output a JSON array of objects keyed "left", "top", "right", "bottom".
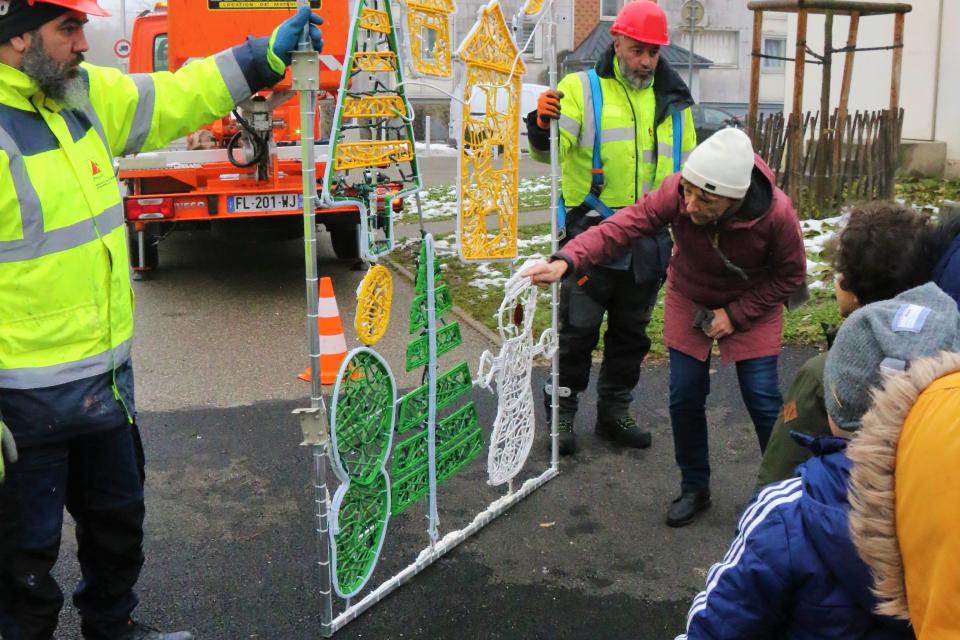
[
  {"left": 311, "top": 1, "right": 562, "bottom": 634},
  {"left": 291, "top": 1, "right": 335, "bottom": 635}
]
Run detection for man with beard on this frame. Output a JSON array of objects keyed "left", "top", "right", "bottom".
[
  {"left": 525, "top": 0, "right": 696, "bottom": 456},
  {"left": 0, "top": 1, "right": 323, "bottom": 638},
  {"left": 523, "top": 129, "right": 806, "bottom": 526}
]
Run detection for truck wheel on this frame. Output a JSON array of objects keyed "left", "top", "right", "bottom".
[
  {"left": 128, "top": 226, "right": 159, "bottom": 274},
  {"left": 329, "top": 225, "right": 360, "bottom": 261}
]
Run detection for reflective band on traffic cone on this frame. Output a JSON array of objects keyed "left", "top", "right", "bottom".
[{"left": 298, "top": 277, "right": 348, "bottom": 385}]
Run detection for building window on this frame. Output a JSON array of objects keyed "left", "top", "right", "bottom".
[
  {"left": 680, "top": 29, "right": 739, "bottom": 68},
  {"left": 601, "top": 0, "right": 621, "bottom": 19},
  {"left": 420, "top": 26, "right": 438, "bottom": 62},
  {"left": 762, "top": 37, "right": 786, "bottom": 69},
  {"left": 516, "top": 16, "right": 544, "bottom": 60}
]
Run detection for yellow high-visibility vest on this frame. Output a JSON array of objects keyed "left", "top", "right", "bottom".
[
  {"left": 530, "top": 56, "right": 697, "bottom": 208},
  {"left": 0, "top": 48, "right": 259, "bottom": 390}
]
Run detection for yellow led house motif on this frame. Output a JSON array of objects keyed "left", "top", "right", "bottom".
[
  {"left": 521, "top": 0, "right": 546, "bottom": 17},
  {"left": 355, "top": 265, "right": 394, "bottom": 346},
  {"left": 403, "top": 0, "right": 456, "bottom": 78},
  {"left": 455, "top": 0, "right": 524, "bottom": 262}
]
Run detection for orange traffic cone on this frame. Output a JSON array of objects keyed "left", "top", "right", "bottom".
[{"left": 298, "top": 277, "right": 347, "bottom": 385}]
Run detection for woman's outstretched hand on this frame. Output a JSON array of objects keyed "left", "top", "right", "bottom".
[{"left": 522, "top": 260, "right": 568, "bottom": 286}]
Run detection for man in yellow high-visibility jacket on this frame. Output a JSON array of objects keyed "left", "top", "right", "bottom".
[
  {"left": 526, "top": 0, "right": 696, "bottom": 456},
  {"left": 0, "top": 1, "right": 322, "bottom": 638}
]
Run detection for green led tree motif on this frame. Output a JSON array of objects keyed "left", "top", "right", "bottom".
[
  {"left": 328, "top": 348, "right": 397, "bottom": 598},
  {"left": 321, "top": 0, "right": 422, "bottom": 261},
  {"left": 390, "top": 237, "right": 483, "bottom": 516}
]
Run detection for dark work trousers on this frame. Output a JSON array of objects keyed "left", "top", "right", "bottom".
[
  {"left": 555, "top": 265, "right": 661, "bottom": 420},
  {"left": 3, "top": 421, "right": 146, "bottom": 640},
  {"left": 1, "top": 480, "right": 20, "bottom": 639},
  {"left": 669, "top": 349, "right": 782, "bottom": 493}
]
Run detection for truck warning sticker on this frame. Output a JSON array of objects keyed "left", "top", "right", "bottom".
[{"left": 208, "top": 1, "right": 321, "bottom": 9}]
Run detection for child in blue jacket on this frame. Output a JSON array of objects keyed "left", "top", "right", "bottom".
[{"left": 676, "top": 283, "right": 960, "bottom": 639}]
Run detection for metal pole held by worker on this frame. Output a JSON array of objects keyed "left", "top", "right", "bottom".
[
  {"left": 545, "top": 4, "right": 560, "bottom": 472},
  {"left": 291, "top": 1, "right": 334, "bottom": 634}
]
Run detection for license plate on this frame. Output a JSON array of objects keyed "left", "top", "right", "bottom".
[{"left": 228, "top": 193, "right": 302, "bottom": 213}]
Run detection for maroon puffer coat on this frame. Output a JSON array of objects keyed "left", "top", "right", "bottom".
[{"left": 556, "top": 155, "right": 807, "bottom": 362}]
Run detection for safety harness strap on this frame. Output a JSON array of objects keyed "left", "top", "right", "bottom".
[{"left": 559, "top": 73, "right": 686, "bottom": 234}]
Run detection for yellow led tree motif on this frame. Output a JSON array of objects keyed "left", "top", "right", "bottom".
[
  {"left": 404, "top": 0, "right": 456, "bottom": 78},
  {"left": 352, "top": 52, "right": 398, "bottom": 72},
  {"left": 455, "top": 0, "right": 524, "bottom": 262},
  {"left": 342, "top": 95, "right": 408, "bottom": 119},
  {"left": 334, "top": 141, "right": 415, "bottom": 170},
  {"left": 355, "top": 265, "right": 393, "bottom": 346},
  {"left": 359, "top": 8, "right": 392, "bottom": 33},
  {"left": 322, "top": 0, "right": 422, "bottom": 261}
]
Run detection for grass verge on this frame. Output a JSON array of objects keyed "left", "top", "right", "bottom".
[{"left": 390, "top": 224, "right": 840, "bottom": 359}]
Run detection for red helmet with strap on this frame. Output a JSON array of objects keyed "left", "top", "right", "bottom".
[
  {"left": 27, "top": 0, "right": 110, "bottom": 17},
  {"left": 610, "top": 0, "right": 669, "bottom": 47}
]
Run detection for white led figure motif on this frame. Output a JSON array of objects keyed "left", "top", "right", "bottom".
[{"left": 477, "top": 260, "right": 556, "bottom": 486}]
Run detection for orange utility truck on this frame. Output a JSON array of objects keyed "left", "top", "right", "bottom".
[{"left": 121, "top": 0, "right": 397, "bottom": 276}]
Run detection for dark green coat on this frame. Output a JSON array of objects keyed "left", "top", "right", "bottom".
[{"left": 756, "top": 351, "right": 831, "bottom": 488}]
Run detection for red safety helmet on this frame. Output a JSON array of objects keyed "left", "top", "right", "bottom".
[
  {"left": 27, "top": 0, "right": 111, "bottom": 17},
  {"left": 610, "top": 1, "right": 669, "bottom": 47}
]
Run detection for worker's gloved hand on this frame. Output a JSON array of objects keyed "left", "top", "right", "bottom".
[
  {"left": 0, "top": 420, "right": 18, "bottom": 485},
  {"left": 536, "top": 89, "right": 563, "bottom": 129},
  {"left": 267, "top": 6, "right": 324, "bottom": 74}
]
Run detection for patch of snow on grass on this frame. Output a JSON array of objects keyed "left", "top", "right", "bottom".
[{"left": 414, "top": 143, "right": 459, "bottom": 157}]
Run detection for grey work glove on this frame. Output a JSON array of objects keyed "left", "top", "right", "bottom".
[{"left": 0, "top": 419, "right": 18, "bottom": 485}]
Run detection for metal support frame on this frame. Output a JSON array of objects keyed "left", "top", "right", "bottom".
[
  {"left": 545, "top": 8, "right": 560, "bottom": 473},
  {"left": 294, "top": 0, "right": 562, "bottom": 634},
  {"left": 328, "top": 466, "right": 558, "bottom": 633},
  {"left": 425, "top": 234, "right": 441, "bottom": 544},
  {"left": 292, "top": 1, "right": 334, "bottom": 635}
]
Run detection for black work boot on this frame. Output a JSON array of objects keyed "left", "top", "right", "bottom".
[
  {"left": 117, "top": 621, "right": 195, "bottom": 640},
  {"left": 543, "top": 383, "right": 577, "bottom": 456},
  {"left": 546, "top": 411, "right": 577, "bottom": 456},
  {"left": 596, "top": 415, "right": 652, "bottom": 449},
  {"left": 666, "top": 490, "right": 712, "bottom": 528},
  {"left": 557, "top": 412, "right": 576, "bottom": 455}
]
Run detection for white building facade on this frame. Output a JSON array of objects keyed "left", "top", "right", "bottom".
[
  {"left": 782, "top": 0, "right": 958, "bottom": 177},
  {"left": 659, "top": 0, "right": 787, "bottom": 111}
]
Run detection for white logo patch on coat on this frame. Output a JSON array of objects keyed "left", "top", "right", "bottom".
[{"left": 892, "top": 303, "right": 930, "bottom": 333}]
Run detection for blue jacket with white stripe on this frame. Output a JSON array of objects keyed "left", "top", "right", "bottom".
[{"left": 677, "top": 436, "right": 914, "bottom": 640}]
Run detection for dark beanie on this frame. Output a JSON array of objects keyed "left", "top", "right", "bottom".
[{"left": 0, "top": 1, "right": 70, "bottom": 45}]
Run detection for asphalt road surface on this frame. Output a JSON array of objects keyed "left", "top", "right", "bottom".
[{"left": 47, "top": 210, "right": 820, "bottom": 639}]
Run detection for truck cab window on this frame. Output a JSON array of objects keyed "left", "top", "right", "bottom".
[{"left": 153, "top": 35, "right": 168, "bottom": 72}]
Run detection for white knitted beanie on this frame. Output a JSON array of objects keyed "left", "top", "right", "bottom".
[{"left": 681, "top": 128, "right": 755, "bottom": 199}]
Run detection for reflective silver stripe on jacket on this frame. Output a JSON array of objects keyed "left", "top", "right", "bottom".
[
  {"left": 558, "top": 114, "right": 579, "bottom": 140},
  {"left": 0, "top": 339, "right": 132, "bottom": 389},
  {"left": 0, "top": 126, "right": 44, "bottom": 246},
  {"left": 657, "top": 142, "right": 692, "bottom": 164},
  {"left": 215, "top": 49, "right": 253, "bottom": 104},
  {"left": 80, "top": 99, "right": 111, "bottom": 152},
  {"left": 577, "top": 71, "right": 595, "bottom": 150},
  {"left": 0, "top": 203, "right": 124, "bottom": 263},
  {"left": 122, "top": 74, "right": 157, "bottom": 155},
  {"left": 605, "top": 127, "right": 635, "bottom": 144}
]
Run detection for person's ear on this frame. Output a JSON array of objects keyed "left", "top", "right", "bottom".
[{"left": 8, "top": 33, "right": 31, "bottom": 54}]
